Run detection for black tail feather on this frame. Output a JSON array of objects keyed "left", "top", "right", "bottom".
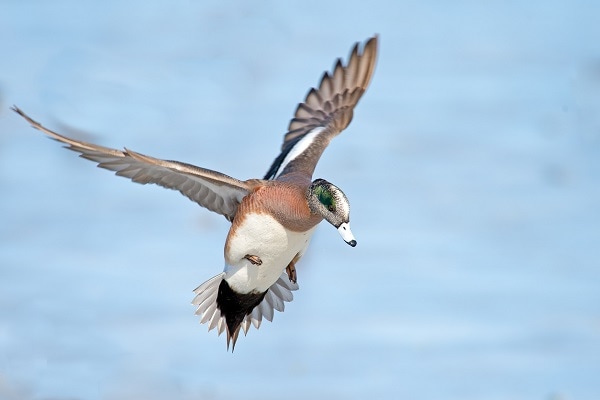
[{"left": 217, "top": 280, "right": 267, "bottom": 351}]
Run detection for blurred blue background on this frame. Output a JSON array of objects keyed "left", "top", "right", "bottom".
[{"left": 1, "top": 1, "right": 599, "bottom": 399}]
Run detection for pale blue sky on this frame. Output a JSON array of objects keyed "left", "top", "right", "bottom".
[{"left": 1, "top": 1, "right": 599, "bottom": 399}]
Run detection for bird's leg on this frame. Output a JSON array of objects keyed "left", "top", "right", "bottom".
[
  {"left": 285, "top": 259, "right": 298, "bottom": 283},
  {"left": 244, "top": 254, "right": 262, "bottom": 266}
]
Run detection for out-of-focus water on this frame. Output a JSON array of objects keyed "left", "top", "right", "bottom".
[{"left": 1, "top": 1, "right": 599, "bottom": 399}]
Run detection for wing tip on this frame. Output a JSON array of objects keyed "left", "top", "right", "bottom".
[
  {"left": 282, "top": 35, "right": 379, "bottom": 139},
  {"left": 11, "top": 105, "right": 41, "bottom": 130}
]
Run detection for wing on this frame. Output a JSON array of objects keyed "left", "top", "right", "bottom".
[
  {"left": 264, "top": 35, "right": 378, "bottom": 180},
  {"left": 13, "top": 106, "right": 251, "bottom": 221}
]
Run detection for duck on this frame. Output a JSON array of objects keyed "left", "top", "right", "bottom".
[{"left": 13, "top": 35, "right": 378, "bottom": 350}]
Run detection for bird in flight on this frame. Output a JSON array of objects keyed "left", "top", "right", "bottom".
[{"left": 13, "top": 35, "right": 378, "bottom": 350}]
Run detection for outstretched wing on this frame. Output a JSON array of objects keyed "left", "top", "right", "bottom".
[
  {"left": 13, "top": 106, "right": 251, "bottom": 221},
  {"left": 264, "top": 35, "right": 378, "bottom": 180}
]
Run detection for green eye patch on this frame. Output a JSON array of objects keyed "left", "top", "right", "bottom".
[{"left": 314, "top": 185, "right": 336, "bottom": 212}]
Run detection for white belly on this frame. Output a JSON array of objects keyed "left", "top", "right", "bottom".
[{"left": 224, "top": 213, "right": 316, "bottom": 293}]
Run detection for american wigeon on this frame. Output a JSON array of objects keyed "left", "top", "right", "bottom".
[{"left": 13, "top": 35, "right": 378, "bottom": 350}]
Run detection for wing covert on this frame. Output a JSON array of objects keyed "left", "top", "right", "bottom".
[{"left": 13, "top": 106, "right": 251, "bottom": 221}]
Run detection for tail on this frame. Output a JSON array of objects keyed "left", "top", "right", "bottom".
[{"left": 192, "top": 272, "right": 299, "bottom": 351}]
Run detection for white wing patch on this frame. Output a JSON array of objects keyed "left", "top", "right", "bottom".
[{"left": 274, "top": 126, "right": 325, "bottom": 178}]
